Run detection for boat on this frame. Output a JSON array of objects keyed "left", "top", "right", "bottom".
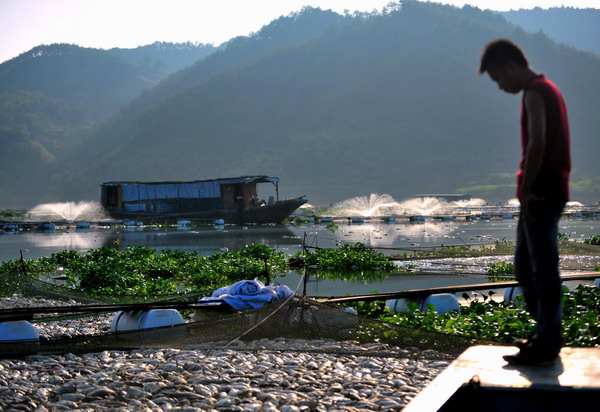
[{"left": 100, "top": 176, "right": 307, "bottom": 225}]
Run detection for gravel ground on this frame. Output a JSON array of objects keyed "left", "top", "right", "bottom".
[{"left": 0, "top": 295, "right": 453, "bottom": 411}]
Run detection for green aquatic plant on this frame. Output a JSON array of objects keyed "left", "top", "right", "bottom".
[
  {"left": 486, "top": 261, "right": 515, "bottom": 276},
  {"left": 325, "top": 221, "right": 339, "bottom": 233},
  {"left": 0, "top": 209, "right": 26, "bottom": 220},
  {"left": 293, "top": 216, "right": 310, "bottom": 225},
  {"left": 295, "top": 243, "right": 396, "bottom": 271},
  {"left": 349, "top": 284, "right": 599, "bottom": 347},
  {"left": 0, "top": 244, "right": 288, "bottom": 297},
  {"left": 583, "top": 235, "right": 600, "bottom": 246}
]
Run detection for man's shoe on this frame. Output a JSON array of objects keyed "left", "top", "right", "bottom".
[
  {"left": 513, "top": 335, "right": 562, "bottom": 351},
  {"left": 503, "top": 349, "right": 559, "bottom": 366},
  {"left": 513, "top": 338, "right": 531, "bottom": 350}
]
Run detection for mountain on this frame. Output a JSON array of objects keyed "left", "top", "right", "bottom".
[
  {"left": 107, "top": 41, "right": 218, "bottom": 75},
  {"left": 0, "top": 126, "right": 57, "bottom": 207},
  {"left": 502, "top": 7, "right": 600, "bottom": 56},
  {"left": 0, "top": 43, "right": 217, "bottom": 124},
  {"left": 55, "top": 2, "right": 600, "bottom": 206},
  {"left": 62, "top": 7, "right": 352, "bottom": 180},
  {"left": 0, "top": 42, "right": 217, "bottom": 208},
  {"left": 2, "top": 2, "right": 600, "bottom": 209}
]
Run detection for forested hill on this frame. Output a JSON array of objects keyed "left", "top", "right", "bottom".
[
  {"left": 2, "top": 2, "right": 600, "bottom": 208},
  {"left": 502, "top": 7, "right": 600, "bottom": 56},
  {"left": 0, "top": 42, "right": 216, "bottom": 207},
  {"left": 66, "top": 8, "right": 350, "bottom": 162},
  {"left": 107, "top": 41, "right": 219, "bottom": 75},
  {"left": 0, "top": 42, "right": 216, "bottom": 123}
]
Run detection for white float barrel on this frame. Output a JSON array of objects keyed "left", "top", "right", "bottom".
[
  {"left": 420, "top": 293, "right": 460, "bottom": 313},
  {"left": 343, "top": 307, "right": 358, "bottom": 315},
  {"left": 111, "top": 309, "right": 184, "bottom": 332},
  {"left": 503, "top": 286, "right": 523, "bottom": 303},
  {"left": 386, "top": 298, "right": 420, "bottom": 313},
  {"left": 0, "top": 321, "right": 39, "bottom": 342},
  {"left": 505, "top": 284, "right": 571, "bottom": 303}
]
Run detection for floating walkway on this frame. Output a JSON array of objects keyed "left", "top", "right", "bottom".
[
  {"left": 303, "top": 206, "right": 600, "bottom": 224},
  {"left": 3, "top": 205, "right": 598, "bottom": 230}
]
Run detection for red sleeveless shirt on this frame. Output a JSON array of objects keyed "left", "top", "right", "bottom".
[{"left": 517, "top": 74, "right": 571, "bottom": 203}]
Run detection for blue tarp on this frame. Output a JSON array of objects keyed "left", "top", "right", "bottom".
[
  {"left": 120, "top": 181, "right": 221, "bottom": 202},
  {"left": 201, "top": 279, "right": 294, "bottom": 311}
]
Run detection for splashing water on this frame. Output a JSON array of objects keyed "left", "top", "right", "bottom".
[
  {"left": 451, "top": 198, "right": 487, "bottom": 208},
  {"left": 396, "top": 197, "right": 452, "bottom": 216},
  {"left": 332, "top": 194, "right": 403, "bottom": 217},
  {"left": 506, "top": 198, "right": 521, "bottom": 207},
  {"left": 25, "top": 201, "right": 109, "bottom": 222},
  {"left": 332, "top": 194, "right": 458, "bottom": 217}
]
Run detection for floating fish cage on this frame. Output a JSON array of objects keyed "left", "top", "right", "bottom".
[
  {"left": 38, "top": 222, "right": 55, "bottom": 230},
  {"left": 2, "top": 223, "right": 19, "bottom": 231},
  {"left": 123, "top": 220, "right": 144, "bottom": 227}
]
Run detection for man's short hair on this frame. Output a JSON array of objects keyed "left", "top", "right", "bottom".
[{"left": 479, "top": 39, "right": 529, "bottom": 74}]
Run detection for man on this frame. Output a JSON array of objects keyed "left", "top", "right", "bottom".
[{"left": 479, "top": 39, "right": 571, "bottom": 366}]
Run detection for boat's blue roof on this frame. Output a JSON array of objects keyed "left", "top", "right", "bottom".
[{"left": 102, "top": 176, "right": 279, "bottom": 186}]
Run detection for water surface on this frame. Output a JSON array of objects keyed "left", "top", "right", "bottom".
[{"left": 2, "top": 217, "right": 597, "bottom": 296}]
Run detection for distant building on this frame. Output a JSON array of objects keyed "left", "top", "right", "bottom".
[{"left": 413, "top": 194, "right": 471, "bottom": 202}]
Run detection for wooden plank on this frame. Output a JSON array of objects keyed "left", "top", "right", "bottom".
[
  {"left": 404, "top": 345, "right": 600, "bottom": 412},
  {"left": 317, "top": 272, "right": 600, "bottom": 303},
  {"left": 0, "top": 300, "right": 227, "bottom": 321}
]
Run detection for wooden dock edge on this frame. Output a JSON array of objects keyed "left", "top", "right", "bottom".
[{"left": 404, "top": 345, "right": 600, "bottom": 411}]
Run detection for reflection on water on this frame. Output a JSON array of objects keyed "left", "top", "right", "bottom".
[
  {"left": 277, "top": 271, "right": 498, "bottom": 297},
  {"left": 2, "top": 218, "right": 597, "bottom": 263}
]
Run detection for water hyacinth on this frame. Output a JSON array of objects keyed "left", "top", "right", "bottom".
[
  {"left": 294, "top": 243, "right": 396, "bottom": 271},
  {"left": 0, "top": 242, "right": 394, "bottom": 297}
]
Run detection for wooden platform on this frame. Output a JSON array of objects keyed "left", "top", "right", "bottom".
[{"left": 405, "top": 345, "right": 600, "bottom": 412}]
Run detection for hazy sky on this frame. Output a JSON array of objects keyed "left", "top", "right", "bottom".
[{"left": 1, "top": 0, "right": 599, "bottom": 63}]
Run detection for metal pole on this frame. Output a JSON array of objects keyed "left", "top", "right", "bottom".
[{"left": 302, "top": 232, "right": 308, "bottom": 296}]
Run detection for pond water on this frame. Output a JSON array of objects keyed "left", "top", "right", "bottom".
[{"left": 2, "top": 217, "right": 598, "bottom": 296}]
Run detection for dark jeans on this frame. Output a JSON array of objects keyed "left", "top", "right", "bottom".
[{"left": 514, "top": 200, "right": 565, "bottom": 354}]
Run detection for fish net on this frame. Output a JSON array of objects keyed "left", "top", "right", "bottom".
[{"left": 0, "top": 269, "right": 489, "bottom": 360}]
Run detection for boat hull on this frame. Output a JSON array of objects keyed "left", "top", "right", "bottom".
[{"left": 105, "top": 197, "right": 308, "bottom": 225}]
